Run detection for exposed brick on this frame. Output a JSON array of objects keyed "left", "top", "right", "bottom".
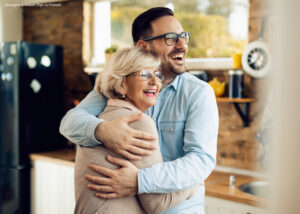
[{"left": 23, "top": 0, "right": 92, "bottom": 112}]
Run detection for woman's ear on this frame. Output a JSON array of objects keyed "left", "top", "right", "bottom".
[{"left": 118, "top": 79, "right": 127, "bottom": 96}]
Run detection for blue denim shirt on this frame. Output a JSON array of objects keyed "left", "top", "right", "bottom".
[{"left": 60, "top": 72, "right": 219, "bottom": 214}]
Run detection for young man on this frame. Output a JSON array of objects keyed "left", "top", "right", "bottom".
[{"left": 60, "top": 7, "right": 218, "bottom": 213}]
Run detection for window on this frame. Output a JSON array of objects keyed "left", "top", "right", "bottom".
[{"left": 87, "top": 0, "right": 249, "bottom": 69}]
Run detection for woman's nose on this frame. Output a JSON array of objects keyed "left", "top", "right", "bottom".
[{"left": 149, "top": 75, "right": 159, "bottom": 85}]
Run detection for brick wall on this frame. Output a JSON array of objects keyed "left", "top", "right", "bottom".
[
  {"left": 214, "top": 0, "right": 271, "bottom": 171},
  {"left": 23, "top": 0, "right": 93, "bottom": 111}
]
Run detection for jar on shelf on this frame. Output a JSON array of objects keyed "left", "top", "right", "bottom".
[{"left": 228, "top": 69, "right": 244, "bottom": 98}]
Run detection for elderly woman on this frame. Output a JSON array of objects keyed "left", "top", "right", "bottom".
[{"left": 74, "top": 47, "right": 197, "bottom": 214}]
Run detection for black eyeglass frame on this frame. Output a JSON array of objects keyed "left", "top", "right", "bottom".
[{"left": 143, "top": 32, "right": 190, "bottom": 46}]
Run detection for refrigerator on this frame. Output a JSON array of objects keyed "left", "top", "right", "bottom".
[{"left": 0, "top": 41, "right": 67, "bottom": 214}]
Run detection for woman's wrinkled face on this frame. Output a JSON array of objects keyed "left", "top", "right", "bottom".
[{"left": 122, "top": 67, "right": 162, "bottom": 112}]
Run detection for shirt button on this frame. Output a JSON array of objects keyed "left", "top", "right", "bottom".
[{"left": 170, "top": 128, "right": 174, "bottom": 132}]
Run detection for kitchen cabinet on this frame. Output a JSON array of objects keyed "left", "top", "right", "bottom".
[
  {"left": 31, "top": 159, "right": 75, "bottom": 214},
  {"left": 30, "top": 149, "right": 268, "bottom": 214},
  {"left": 205, "top": 196, "right": 266, "bottom": 214}
]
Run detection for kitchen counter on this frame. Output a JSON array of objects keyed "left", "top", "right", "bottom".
[
  {"left": 29, "top": 147, "right": 76, "bottom": 167},
  {"left": 205, "top": 170, "right": 268, "bottom": 208},
  {"left": 29, "top": 148, "right": 267, "bottom": 208}
]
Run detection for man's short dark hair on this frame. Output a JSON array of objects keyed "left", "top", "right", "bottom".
[{"left": 132, "top": 7, "right": 174, "bottom": 45}]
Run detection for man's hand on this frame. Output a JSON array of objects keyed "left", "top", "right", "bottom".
[
  {"left": 85, "top": 155, "right": 138, "bottom": 199},
  {"left": 95, "top": 113, "right": 157, "bottom": 160}
]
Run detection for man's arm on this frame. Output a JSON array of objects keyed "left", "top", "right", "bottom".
[
  {"left": 87, "top": 156, "right": 198, "bottom": 214},
  {"left": 85, "top": 85, "right": 218, "bottom": 196},
  {"left": 59, "top": 89, "right": 157, "bottom": 159},
  {"left": 85, "top": 114, "right": 198, "bottom": 214},
  {"left": 59, "top": 89, "right": 106, "bottom": 146},
  {"left": 138, "top": 86, "right": 218, "bottom": 193}
]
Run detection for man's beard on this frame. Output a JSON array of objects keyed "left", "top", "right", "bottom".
[
  {"left": 161, "top": 60, "right": 185, "bottom": 76},
  {"left": 149, "top": 45, "right": 186, "bottom": 78}
]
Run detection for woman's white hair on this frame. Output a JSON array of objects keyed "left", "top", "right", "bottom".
[{"left": 95, "top": 47, "right": 161, "bottom": 99}]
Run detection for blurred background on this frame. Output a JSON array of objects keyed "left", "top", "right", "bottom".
[{"left": 0, "top": 0, "right": 299, "bottom": 213}]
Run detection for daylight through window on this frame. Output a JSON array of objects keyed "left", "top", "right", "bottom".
[{"left": 92, "top": 0, "right": 249, "bottom": 65}]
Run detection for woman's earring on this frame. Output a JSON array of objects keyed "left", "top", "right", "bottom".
[{"left": 122, "top": 94, "right": 125, "bottom": 98}]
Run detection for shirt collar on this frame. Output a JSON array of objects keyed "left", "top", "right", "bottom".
[
  {"left": 107, "top": 99, "right": 142, "bottom": 113},
  {"left": 165, "top": 74, "right": 181, "bottom": 92}
]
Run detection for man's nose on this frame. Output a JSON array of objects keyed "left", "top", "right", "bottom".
[{"left": 175, "top": 36, "right": 187, "bottom": 49}]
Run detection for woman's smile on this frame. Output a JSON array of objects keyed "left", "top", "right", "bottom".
[{"left": 143, "top": 88, "right": 159, "bottom": 98}]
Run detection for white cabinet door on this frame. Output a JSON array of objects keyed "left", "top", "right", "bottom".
[
  {"left": 205, "top": 196, "right": 267, "bottom": 214},
  {"left": 31, "top": 160, "right": 75, "bottom": 214}
]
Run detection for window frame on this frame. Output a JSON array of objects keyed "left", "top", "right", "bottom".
[{"left": 83, "top": 0, "right": 248, "bottom": 73}]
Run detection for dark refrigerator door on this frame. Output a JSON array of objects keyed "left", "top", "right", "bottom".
[
  {"left": 0, "top": 166, "right": 29, "bottom": 214},
  {"left": 0, "top": 41, "right": 65, "bottom": 214},
  {"left": 0, "top": 42, "right": 20, "bottom": 167},
  {"left": 19, "top": 42, "right": 66, "bottom": 156}
]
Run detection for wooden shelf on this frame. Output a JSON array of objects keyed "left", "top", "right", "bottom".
[
  {"left": 216, "top": 97, "right": 255, "bottom": 103},
  {"left": 216, "top": 97, "right": 255, "bottom": 127}
]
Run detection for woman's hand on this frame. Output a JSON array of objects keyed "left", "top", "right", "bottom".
[
  {"left": 95, "top": 113, "right": 157, "bottom": 160},
  {"left": 85, "top": 155, "right": 138, "bottom": 199}
]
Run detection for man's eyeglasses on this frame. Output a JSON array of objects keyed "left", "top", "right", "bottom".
[
  {"left": 128, "top": 69, "right": 164, "bottom": 82},
  {"left": 143, "top": 32, "right": 190, "bottom": 46}
]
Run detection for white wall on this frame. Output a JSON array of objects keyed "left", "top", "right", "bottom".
[
  {"left": 270, "top": 0, "right": 300, "bottom": 213},
  {"left": 0, "top": 0, "right": 23, "bottom": 42}
]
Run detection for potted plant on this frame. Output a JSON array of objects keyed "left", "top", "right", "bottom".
[{"left": 105, "top": 45, "right": 118, "bottom": 62}]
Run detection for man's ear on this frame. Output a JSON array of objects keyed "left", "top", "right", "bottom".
[{"left": 136, "top": 40, "right": 149, "bottom": 50}]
